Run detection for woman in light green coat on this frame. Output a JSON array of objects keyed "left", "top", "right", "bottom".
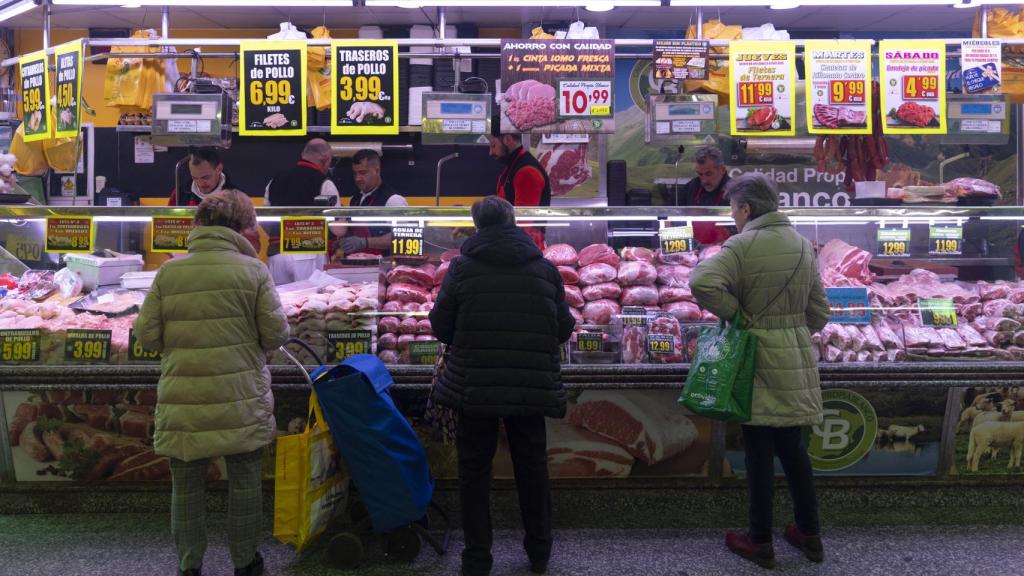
[
  {"left": 134, "top": 189, "right": 288, "bottom": 576},
  {"left": 690, "top": 173, "right": 831, "bottom": 570}
]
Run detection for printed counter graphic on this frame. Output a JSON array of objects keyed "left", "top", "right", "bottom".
[
  {"left": 880, "top": 40, "right": 947, "bottom": 135},
  {"left": 239, "top": 41, "right": 307, "bottom": 136},
  {"left": 953, "top": 387, "right": 1024, "bottom": 476}
]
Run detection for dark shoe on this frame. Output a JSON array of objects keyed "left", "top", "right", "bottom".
[
  {"left": 461, "top": 568, "right": 489, "bottom": 576},
  {"left": 726, "top": 531, "right": 776, "bottom": 569},
  {"left": 234, "top": 552, "right": 264, "bottom": 576},
  {"left": 180, "top": 569, "right": 201, "bottom": 576},
  {"left": 785, "top": 525, "right": 824, "bottom": 563},
  {"left": 529, "top": 559, "right": 548, "bottom": 574}
]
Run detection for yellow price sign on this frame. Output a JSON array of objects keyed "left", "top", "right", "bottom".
[
  {"left": 576, "top": 333, "right": 602, "bottom": 353},
  {"left": 647, "top": 335, "right": 674, "bottom": 355},
  {"left": 877, "top": 228, "right": 911, "bottom": 258},
  {"left": 249, "top": 79, "right": 295, "bottom": 106},
  {"left": 328, "top": 330, "right": 372, "bottom": 362},
  {"left": 0, "top": 330, "right": 41, "bottom": 363},
  {"left": 929, "top": 226, "right": 962, "bottom": 256},
  {"left": 19, "top": 51, "right": 50, "bottom": 141},
  {"left": 239, "top": 41, "right": 307, "bottom": 136},
  {"left": 919, "top": 298, "right": 957, "bottom": 327},
  {"left": 65, "top": 330, "right": 112, "bottom": 363},
  {"left": 129, "top": 329, "right": 161, "bottom": 362}
]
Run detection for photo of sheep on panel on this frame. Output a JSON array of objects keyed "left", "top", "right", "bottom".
[{"left": 953, "top": 386, "right": 1024, "bottom": 475}]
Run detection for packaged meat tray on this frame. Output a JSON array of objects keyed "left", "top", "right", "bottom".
[{"left": 69, "top": 289, "right": 147, "bottom": 316}]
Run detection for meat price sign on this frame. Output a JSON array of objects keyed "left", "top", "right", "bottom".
[
  {"left": 576, "top": 332, "right": 602, "bottom": 353},
  {"left": 45, "top": 216, "right": 94, "bottom": 253},
  {"left": 825, "top": 287, "right": 870, "bottom": 324},
  {"left": 327, "top": 330, "right": 372, "bottom": 363},
  {"left": 621, "top": 306, "right": 648, "bottom": 326},
  {"left": 659, "top": 225, "right": 695, "bottom": 255},
  {"left": 392, "top": 227, "right": 424, "bottom": 257},
  {"left": 281, "top": 217, "right": 328, "bottom": 255},
  {"left": 647, "top": 334, "right": 674, "bottom": 355},
  {"left": 19, "top": 50, "right": 51, "bottom": 142},
  {"left": 409, "top": 340, "right": 440, "bottom": 365},
  {"left": 929, "top": 226, "right": 963, "bottom": 256},
  {"left": 64, "top": 329, "right": 112, "bottom": 364},
  {"left": 500, "top": 39, "right": 615, "bottom": 134},
  {"left": 239, "top": 41, "right": 306, "bottom": 136},
  {"left": 877, "top": 228, "right": 911, "bottom": 258},
  {"left": 880, "top": 40, "right": 946, "bottom": 135},
  {"left": 151, "top": 216, "right": 194, "bottom": 253},
  {"left": 804, "top": 41, "right": 872, "bottom": 135},
  {"left": 331, "top": 40, "right": 398, "bottom": 136},
  {"left": 0, "top": 329, "right": 40, "bottom": 364},
  {"left": 128, "top": 329, "right": 161, "bottom": 362},
  {"left": 54, "top": 40, "right": 84, "bottom": 139},
  {"left": 919, "top": 298, "right": 957, "bottom": 328},
  {"left": 729, "top": 41, "right": 796, "bottom": 136}
]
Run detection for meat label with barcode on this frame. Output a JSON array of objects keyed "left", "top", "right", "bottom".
[{"left": 804, "top": 41, "right": 872, "bottom": 135}]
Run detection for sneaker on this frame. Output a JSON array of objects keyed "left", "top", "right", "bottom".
[
  {"left": 784, "top": 525, "right": 824, "bottom": 563},
  {"left": 725, "top": 531, "right": 776, "bottom": 569},
  {"left": 234, "top": 552, "right": 264, "bottom": 576}
]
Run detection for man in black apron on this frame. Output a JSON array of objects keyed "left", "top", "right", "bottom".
[{"left": 338, "top": 149, "right": 408, "bottom": 256}]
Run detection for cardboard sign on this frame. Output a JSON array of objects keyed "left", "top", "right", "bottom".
[
  {"left": 0, "top": 329, "right": 40, "bottom": 363},
  {"left": 729, "top": 41, "right": 797, "bottom": 136},
  {"left": 659, "top": 225, "right": 695, "bottom": 255},
  {"left": 64, "top": 329, "right": 112, "bottom": 364},
  {"left": 825, "top": 287, "right": 871, "bottom": 324},
  {"left": 54, "top": 40, "right": 84, "bottom": 139},
  {"left": 45, "top": 216, "right": 94, "bottom": 253},
  {"left": 880, "top": 40, "right": 946, "bottom": 135},
  {"left": 392, "top": 226, "right": 424, "bottom": 257},
  {"left": 805, "top": 41, "right": 872, "bottom": 135},
  {"left": 877, "top": 228, "right": 911, "bottom": 258},
  {"left": 151, "top": 216, "right": 194, "bottom": 253},
  {"left": 929, "top": 226, "right": 963, "bottom": 256},
  {"left": 331, "top": 40, "right": 399, "bottom": 135},
  {"left": 327, "top": 330, "right": 372, "bottom": 363},
  {"left": 239, "top": 41, "right": 307, "bottom": 136},
  {"left": 280, "top": 217, "right": 328, "bottom": 254},
  {"left": 19, "top": 50, "right": 50, "bottom": 142},
  {"left": 653, "top": 39, "right": 709, "bottom": 81}
]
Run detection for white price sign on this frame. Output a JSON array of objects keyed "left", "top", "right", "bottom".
[{"left": 558, "top": 79, "right": 612, "bottom": 118}]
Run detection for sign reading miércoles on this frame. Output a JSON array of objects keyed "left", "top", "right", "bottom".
[
  {"left": 239, "top": 41, "right": 306, "bottom": 136},
  {"left": 499, "top": 39, "right": 615, "bottom": 134},
  {"left": 331, "top": 40, "right": 398, "bottom": 136},
  {"left": 804, "top": 41, "right": 872, "bottom": 135},
  {"left": 19, "top": 51, "right": 50, "bottom": 142},
  {"left": 729, "top": 41, "right": 796, "bottom": 137},
  {"left": 809, "top": 389, "right": 877, "bottom": 471},
  {"left": 54, "top": 40, "right": 84, "bottom": 139},
  {"left": 961, "top": 39, "right": 1001, "bottom": 95},
  {"left": 880, "top": 40, "right": 946, "bottom": 135}
]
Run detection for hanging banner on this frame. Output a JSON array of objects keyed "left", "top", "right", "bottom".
[
  {"left": 961, "top": 39, "right": 1001, "bottom": 95},
  {"left": 239, "top": 41, "right": 307, "bottom": 136},
  {"left": 728, "top": 41, "right": 796, "bottom": 137},
  {"left": 19, "top": 50, "right": 51, "bottom": 142},
  {"left": 805, "top": 41, "right": 872, "bottom": 135},
  {"left": 54, "top": 40, "right": 84, "bottom": 139},
  {"left": 331, "top": 40, "right": 399, "bottom": 136},
  {"left": 879, "top": 40, "right": 946, "bottom": 135},
  {"left": 653, "top": 40, "right": 709, "bottom": 81},
  {"left": 499, "top": 39, "right": 615, "bottom": 134}
]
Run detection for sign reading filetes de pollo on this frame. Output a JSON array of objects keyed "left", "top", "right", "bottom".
[{"left": 239, "top": 41, "right": 307, "bottom": 136}]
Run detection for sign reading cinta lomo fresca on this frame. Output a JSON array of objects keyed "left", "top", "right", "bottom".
[{"left": 239, "top": 41, "right": 307, "bottom": 136}]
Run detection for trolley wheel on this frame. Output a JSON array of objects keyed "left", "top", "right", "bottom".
[
  {"left": 327, "top": 531, "right": 364, "bottom": 570},
  {"left": 384, "top": 525, "right": 422, "bottom": 562}
]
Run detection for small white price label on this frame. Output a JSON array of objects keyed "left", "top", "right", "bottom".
[{"left": 558, "top": 79, "right": 612, "bottom": 118}]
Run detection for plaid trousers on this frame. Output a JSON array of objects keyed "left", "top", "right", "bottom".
[{"left": 169, "top": 447, "right": 264, "bottom": 572}]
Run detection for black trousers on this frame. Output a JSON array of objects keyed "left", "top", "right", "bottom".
[
  {"left": 741, "top": 425, "right": 821, "bottom": 543},
  {"left": 457, "top": 414, "right": 552, "bottom": 575}
]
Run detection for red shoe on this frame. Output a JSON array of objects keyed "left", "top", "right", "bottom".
[
  {"left": 725, "top": 531, "right": 776, "bottom": 569},
  {"left": 784, "top": 525, "right": 824, "bottom": 563}
]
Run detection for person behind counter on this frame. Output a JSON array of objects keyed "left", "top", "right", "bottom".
[
  {"left": 689, "top": 173, "right": 830, "bottom": 570},
  {"left": 168, "top": 147, "right": 236, "bottom": 206},
  {"left": 678, "top": 145, "right": 734, "bottom": 245},
  {"left": 264, "top": 138, "right": 340, "bottom": 284},
  {"left": 487, "top": 122, "right": 551, "bottom": 248},
  {"left": 336, "top": 148, "right": 408, "bottom": 257},
  {"left": 429, "top": 196, "right": 574, "bottom": 576},
  {"left": 134, "top": 189, "right": 288, "bottom": 576}
]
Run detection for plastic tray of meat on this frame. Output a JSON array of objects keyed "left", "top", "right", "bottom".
[{"left": 69, "top": 288, "right": 146, "bottom": 316}]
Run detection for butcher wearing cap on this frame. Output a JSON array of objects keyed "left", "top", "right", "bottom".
[{"left": 487, "top": 117, "right": 551, "bottom": 248}]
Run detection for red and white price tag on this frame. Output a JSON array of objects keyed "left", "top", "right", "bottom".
[{"left": 558, "top": 79, "right": 612, "bottom": 118}]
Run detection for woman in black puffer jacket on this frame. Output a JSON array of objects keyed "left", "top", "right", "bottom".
[{"left": 430, "top": 196, "right": 574, "bottom": 576}]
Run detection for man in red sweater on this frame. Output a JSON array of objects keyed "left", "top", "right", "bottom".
[{"left": 487, "top": 126, "right": 552, "bottom": 248}]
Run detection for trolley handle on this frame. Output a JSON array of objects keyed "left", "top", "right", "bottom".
[{"left": 278, "top": 337, "right": 326, "bottom": 387}]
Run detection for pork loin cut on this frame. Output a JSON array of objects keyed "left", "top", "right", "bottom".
[{"left": 546, "top": 419, "right": 635, "bottom": 478}]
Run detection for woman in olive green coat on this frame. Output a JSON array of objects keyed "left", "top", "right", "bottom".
[
  {"left": 690, "top": 173, "right": 831, "bottom": 570},
  {"left": 134, "top": 189, "right": 288, "bottom": 576}
]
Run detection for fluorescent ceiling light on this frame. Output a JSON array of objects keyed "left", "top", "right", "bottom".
[
  {"left": 954, "top": 0, "right": 1024, "bottom": 7},
  {"left": 770, "top": 0, "right": 799, "bottom": 8},
  {"left": 795, "top": 0, "right": 956, "bottom": 4},
  {"left": 369, "top": 0, "right": 659, "bottom": 6},
  {"left": 53, "top": 0, "right": 352, "bottom": 5},
  {"left": 671, "top": 0, "right": 957, "bottom": 4},
  {"left": 0, "top": 0, "right": 36, "bottom": 22}
]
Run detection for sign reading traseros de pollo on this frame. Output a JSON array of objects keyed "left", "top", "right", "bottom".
[
  {"left": 54, "top": 40, "right": 84, "bottom": 139},
  {"left": 880, "top": 40, "right": 946, "bottom": 135},
  {"left": 239, "top": 41, "right": 307, "bottom": 136},
  {"left": 499, "top": 39, "right": 615, "bottom": 134},
  {"left": 19, "top": 50, "right": 50, "bottom": 142},
  {"left": 151, "top": 216, "right": 194, "bottom": 253},
  {"left": 331, "top": 40, "right": 399, "bottom": 136},
  {"left": 805, "top": 41, "right": 872, "bottom": 135},
  {"left": 729, "top": 41, "right": 796, "bottom": 137}
]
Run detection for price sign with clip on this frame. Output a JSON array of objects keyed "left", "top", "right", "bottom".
[
  {"left": 281, "top": 217, "right": 328, "bottom": 255},
  {"left": 558, "top": 79, "right": 613, "bottom": 119},
  {"left": 621, "top": 306, "right": 648, "bottom": 326},
  {"left": 239, "top": 41, "right": 307, "bottom": 136},
  {"left": 64, "top": 329, "right": 112, "bottom": 364},
  {"left": 46, "top": 216, "right": 94, "bottom": 254},
  {"left": 825, "top": 287, "right": 871, "bottom": 324},
  {"left": 54, "top": 40, "right": 84, "bottom": 139},
  {"left": 392, "top": 226, "right": 424, "bottom": 257},
  {"left": 919, "top": 298, "right": 957, "bottom": 327},
  {"left": 409, "top": 340, "right": 440, "bottom": 365},
  {"left": 647, "top": 334, "right": 674, "bottom": 355},
  {"left": 879, "top": 40, "right": 946, "bottom": 135},
  {"left": 659, "top": 225, "right": 695, "bottom": 255},
  {"left": 128, "top": 328, "right": 162, "bottom": 362},
  {"left": 19, "top": 50, "right": 51, "bottom": 142},
  {"left": 151, "top": 217, "right": 195, "bottom": 253},
  {"left": 877, "top": 227, "right": 911, "bottom": 258},
  {"left": 328, "top": 330, "right": 372, "bottom": 362},
  {"left": 0, "top": 329, "right": 40, "bottom": 364},
  {"left": 929, "top": 226, "right": 963, "bottom": 256},
  {"left": 575, "top": 332, "right": 603, "bottom": 353}
]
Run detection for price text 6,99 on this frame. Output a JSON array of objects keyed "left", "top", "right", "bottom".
[
  {"left": 249, "top": 79, "right": 294, "bottom": 106},
  {"left": 132, "top": 339, "right": 159, "bottom": 360}
]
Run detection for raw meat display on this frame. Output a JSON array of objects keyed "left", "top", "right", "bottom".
[
  {"left": 617, "top": 261, "right": 658, "bottom": 286},
  {"left": 582, "top": 282, "right": 621, "bottom": 302},
  {"left": 569, "top": 307, "right": 584, "bottom": 326},
  {"left": 544, "top": 244, "right": 579, "bottom": 267},
  {"left": 658, "top": 285, "right": 694, "bottom": 305},
  {"left": 503, "top": 79, "right": 557, "bottom": 131},
  {"left": 564, "top": 285, "right": 586, "bottom": 308},
  {"left": 568, "top": 390, "right": 697, "bottom": 465},
  {"left": 699, "top": 245, "right": 722, "bottom": 261},
  {"left": 620, "top": 286, "right": 659, "bottom": 307},
  {"left": 378, "top": 333, "right": 397, "bottom": 350},
  {"left": 381, "top": 301, "right": 401, "bottom": 313},
  {"left": 399, "top": 317, "right": 419, "bottom": 334},
  {"left": 578, "top": 244, "right": 621, "bottom": 268},
  {"left": 558, "top": 266, "right": 580, "bottom": 285},
  {"left": 662, "top": 301, "right": 702, "bottom": 323},
  {"left": 434, "top": 261, "right": 450, "bottom": 286},
  {"left": 944, "top": 177, "right": 1000, "bottom": 199},
  {"left": 546, "top": 419, "right": 635, "bottom": 478},
  {"left": 648, "top": 315, "right": 685, "bottom": 364},
  {"left": 537, "top": 143, "right": 592, "bottom": 196},
  {"left": 578, "top": 263, "right": 618, "bottom": 286},
  {"left": 813, "top": 104, "right": 867, "bottom": 129},
  {"left": 440, "top": 249, "right": 461, "bottom": 263},
  {"left": 894, "top": 101, "right": 936, "bottom": 127},
  {"left": 379, "top": 316, "right": 401, "bottom": 334},
  {"left": 655, "top": 265, "right": 692, "bottom": 287},
  {"left": 386, "top": 265, "right": 434, "bottom": 289},
  {"left": 582, "top": 299, "right": 621, "bottom": 325},
  {"left": 818, "top": 239, "right": 875, "bottom": 285},
  {"left": 814, "top": 82, "right": 889, "bottom": 191},
  {"left": 621, "top": 323, "right": 647, "bottom": 364},
  {"left": 386, "top": 283, "right": 431, "bottom": 304},
  {"left": 656, "top": 250, "right": 699, "bottom": 267},
  {"left": 621, "top": 247, "right": 655, "bottom": 262}
]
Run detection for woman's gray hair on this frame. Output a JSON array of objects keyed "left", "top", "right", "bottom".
[
  {"left": 472, "top": 195, "right": 517, "bottom": 229},
  {"left": 194, "top": 189, "right": 256, "bottom": 232},
  {"left": 725, "top": 173, "right": 779, "bottom": 219}
]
